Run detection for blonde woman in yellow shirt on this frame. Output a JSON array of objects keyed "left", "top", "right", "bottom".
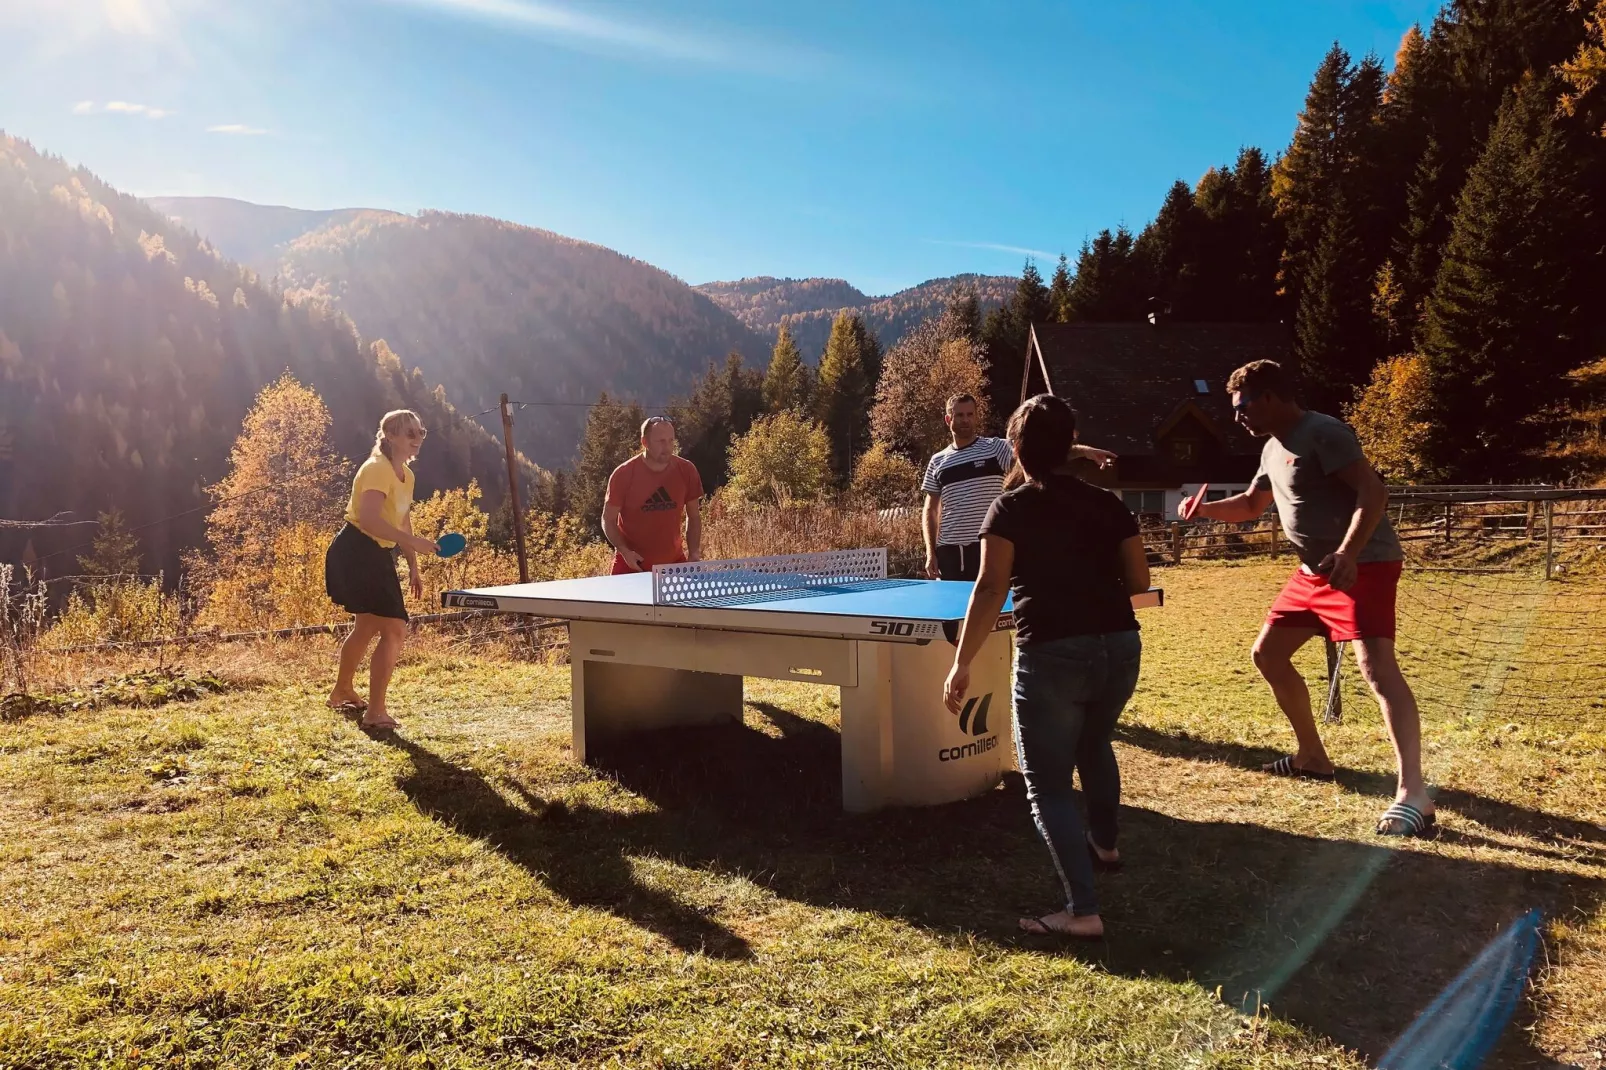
[{"left": 324, "top": 409, "right": 438, "bottom": 730}]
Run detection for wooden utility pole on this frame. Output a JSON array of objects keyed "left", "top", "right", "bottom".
[
  {"left": 500, "top": 394, "right": 530, "bottom": 584},
  {"left": 1544, "top": 499, "right": 1555, "bottom": 580}
]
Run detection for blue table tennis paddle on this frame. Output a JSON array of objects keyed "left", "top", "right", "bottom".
[{"left": 437, "top": 532, "right": 467, "bottom": 558}]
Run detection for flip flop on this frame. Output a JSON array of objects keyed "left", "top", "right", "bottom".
[
  {"left": 1087, "top": 834, "right": 1123, "bottom": 873},
  {"left": 359, "top": 715, "right": 400, "bottom": 732},
  {"left": 1263, "top": 755, "right": 1336, "bottom": 782},
  {"left": 1376, "top": 802, "right": 1437, "bottom": 838},
  {"left": 1018, "top": 915, "right": 1104, "bottom": 940},
  {"left": 327, "top": 698, "right": 367, "bottom": 713}
]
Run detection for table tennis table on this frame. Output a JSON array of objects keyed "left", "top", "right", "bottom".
[{"left": 444, "top": 549, "right": 1162, "bottom": 812}]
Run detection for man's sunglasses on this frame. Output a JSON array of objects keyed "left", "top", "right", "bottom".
[{"left": 1231, "top": 393, "right": 1260, "bottom": 415}]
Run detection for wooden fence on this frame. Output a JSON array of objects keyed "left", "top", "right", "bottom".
[{"left": 1140, "top": 487, "right": 1606, "bottom": 570}]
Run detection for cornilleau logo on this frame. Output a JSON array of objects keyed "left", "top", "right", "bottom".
[
  {"left": 938, "top": 692, "right": 1000, "bottom": 762},
  {"left": 958, "top": 693, "right": 991, "bottom": 735}
]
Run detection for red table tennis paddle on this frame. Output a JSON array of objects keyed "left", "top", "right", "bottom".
[{"left": 1180, "top": 483, "right": 1209, "bottom": 521}]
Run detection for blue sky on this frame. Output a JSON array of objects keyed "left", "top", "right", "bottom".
[{"left": 2, "top": 0, "right": 1441, "bottom": 294}]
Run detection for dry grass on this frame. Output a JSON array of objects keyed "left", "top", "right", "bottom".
[
  {"left": 701, "top": 496, "right": 923, "bottom": 576},
  {"left": 0, "top": 561, "right": 1603, "bottom": 1068}
]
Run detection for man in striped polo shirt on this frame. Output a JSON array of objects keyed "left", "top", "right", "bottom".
[{"left": 921, "top": 393, "right": 1115, "bottom": 581}]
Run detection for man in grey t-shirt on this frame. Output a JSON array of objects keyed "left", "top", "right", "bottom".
[{"left": 1189, "top": 360, "right": 1433, "bottom": 838}]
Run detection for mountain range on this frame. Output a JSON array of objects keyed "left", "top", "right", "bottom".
[
  {"left": 2, "top": 153, "right": 1003, "bottom": 575},
  {"left": 693, "top": 274, "right": 1013, "bottom": 364},
  {"left": 151, "top": 196, "right": 1008, "bottom": 465}
]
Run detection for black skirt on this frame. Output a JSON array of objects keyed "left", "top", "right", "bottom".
[{"left": 325, "top": 523, "right": 408, "bottom": 620}]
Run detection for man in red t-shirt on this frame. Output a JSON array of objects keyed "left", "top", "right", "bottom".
[{"left": 602, "top": 416, "right": 704, "bottom": 574}]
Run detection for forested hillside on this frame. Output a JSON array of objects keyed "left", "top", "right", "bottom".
[
  {"left": 146, "top": 196, "right": 371, "bottom": 274},
  {"left": 248, "top": 210, "right": 770, "bottom": 468},
  {"left": 972, "top": 0, "right": 1606, "bottom": 481},
  {"left": 0, "top": 135, "right": 527, "bottom": 577},
  {"left": 697, "top": 274, "right": 1012, "bottom": 360}
]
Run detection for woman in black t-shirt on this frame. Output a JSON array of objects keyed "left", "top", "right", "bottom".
[{"left": 943, "top": 394, "right": 1150, "bottom": 940}]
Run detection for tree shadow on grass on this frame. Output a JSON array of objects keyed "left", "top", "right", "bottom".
[
  {"left": 379, "top": 706, "right": 1604, "bottom": 1066},
  {"left": 380, "top": 732, "right": 752, "bottom": 960}
]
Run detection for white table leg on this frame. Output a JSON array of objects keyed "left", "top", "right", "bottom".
[{"left": 569, "top": 621, "right": 743, "bottom": 762}]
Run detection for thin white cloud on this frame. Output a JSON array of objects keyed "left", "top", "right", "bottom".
[
  {"left": 927, "top": 239, "right": 1055, "bottom": 261},
  {"left": 207, "top": 123, "right": 269, "bottom": 136},
  {"left": 382, "top": 0, "right": 821, "bottom": 76},
  {"left": 82, "top": 99, "right": 173, "bottom": 118}
]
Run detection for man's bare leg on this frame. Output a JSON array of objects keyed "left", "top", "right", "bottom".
[
  {"left": 1354, "top": 637, "right": 1433, "bottom": 819},
  {"left": 1251, "top": 623, "right": 1334, "bottom": 774}
]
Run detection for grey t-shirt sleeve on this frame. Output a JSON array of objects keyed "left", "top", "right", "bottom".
[{"left": 1312, "top": 419, "right": 1366, "bottom": 476}]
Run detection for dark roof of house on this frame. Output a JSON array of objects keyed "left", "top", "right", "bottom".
[{"left": 1026, "top": 322, "right": 1290, "bottom": 457}]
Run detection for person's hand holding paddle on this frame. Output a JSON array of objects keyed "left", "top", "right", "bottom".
[
  {"left": 403, "top": 532, "right": 440, "bottom": 556},
  {"left": 1179, "top": 483, "right": 1211, "bottom": 522}
]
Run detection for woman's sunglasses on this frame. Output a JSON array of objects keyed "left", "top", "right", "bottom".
[{"left": 404, "top": 427, "right": 428, "bottom": 441}]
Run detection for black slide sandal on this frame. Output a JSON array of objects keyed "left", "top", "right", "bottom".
[
  {"left": 1376, "top": 802, "right": 1437, "bottom": 838},
  {"left": 1263, "top": 754, "right": 1336, "bottom": 782}
]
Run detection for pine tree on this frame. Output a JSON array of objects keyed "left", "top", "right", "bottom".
[
  {"left": 1395, "top": 137, "right": 1451, "bottom": 342},
  {"left": 979, "top": 260, "right": 1049, "bottom": 426},
  {"left": 570, "top": 392, "right": 646, "bottom": 533},
  {"left": 672, "top": 349, "right": 764, "bottom": 492},
  {"left": 1274, "top": 43, "right": 1352, "bottom": 308},
  {"left": 1225, "top": 147, "right": 1284, "bottom": 320},
  {"left": 1134, "top": 182, "right": 1202, "bottom": 316},
  {"left": 1559, "top": 0, "right": 1606, "bottom": 134},
  {"left": 1047, "top": 254, "right": 1073, "bottom": 323},
  {"left": 979, "top": 302, "right": 1020, "bottom": 424},
  {"left": 78, "top": 507, "right": 141, "bottom": 577},
  {"left": 942, "top": 286, "right": 983, "bottom": 342},
  {"left": 671, "top": 359, "right": 736, "bottom": 489},
  {"left": 1341, "top": 52, "right": 1391, "bottom": 264},
  {"left": 1293, "top": 193, "right": 1377, "bottom": 413},
  {"left": 1015, "top": 259, "right": 1052, "bottom": 325},
  {"left": 1064, "top": 231, "right": 1145, "bottom": 321},
  {"left": 762, "top": 323, "right": 811, "bottom": 415},
  {"left": 814, "top": 311, "right": 874, "bottom": 484},
  {"left": 1418, "top": 74, "right": 1590, "bottom": 479}
]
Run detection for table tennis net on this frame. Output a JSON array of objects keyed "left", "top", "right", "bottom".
[{"left": 652, "top": 549, "right": 892, "bottom": 607}]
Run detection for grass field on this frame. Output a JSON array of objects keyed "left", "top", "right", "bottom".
[{"left": 1, "top": 560, "right": 1603, "bottom": 1068}]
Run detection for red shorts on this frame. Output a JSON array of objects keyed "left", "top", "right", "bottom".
[
  {"left": 1266, "top": 560, "right": 1402, "bottom": 642},
  {"left": 610, "top": 551, "right": 686, "bottom": 575}
]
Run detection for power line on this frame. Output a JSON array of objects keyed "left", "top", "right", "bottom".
[
  {"left": 466, "top": 399, "right": 679, "bottom": 420},
  {"left": 20, "top": 455, "right": 356, "bottom": 571}
]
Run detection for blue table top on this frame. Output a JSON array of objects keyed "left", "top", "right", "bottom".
[{"left": 458, "top": 572, "right": 1000, "bottom": 621}]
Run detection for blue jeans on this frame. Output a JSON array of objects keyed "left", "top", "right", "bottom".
[{"left": 1011, "top": 630, "right": 1142, "bottom": 916}]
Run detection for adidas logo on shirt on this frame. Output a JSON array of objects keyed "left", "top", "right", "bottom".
[{"left": 641, "top": 486, "right": 678, "bottom": 512}]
